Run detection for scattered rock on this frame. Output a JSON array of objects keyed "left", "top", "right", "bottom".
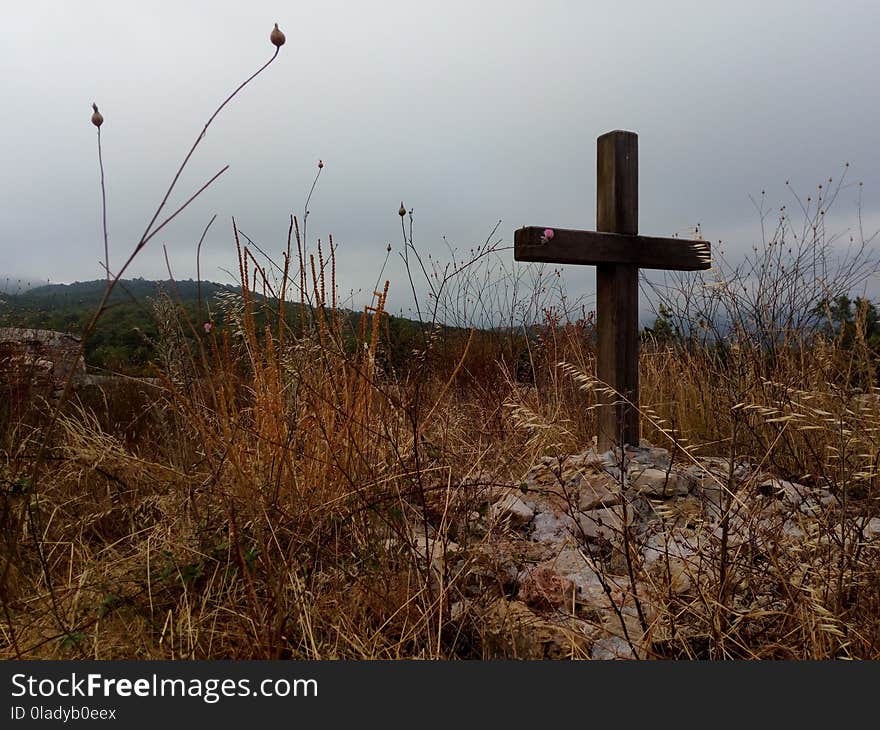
[
  {"left": 598, "top": 605, "right": 648, "bottom": 656},
  {"left": 627, "top": 445, "right": 672, "bottom": 469},
  {"left": 490, "top": 493, "right": 535, "bottom": 527},
  {"left": 576, "top": 505, "right": 631, "bottom": 543},
  {"left": 759, "top": 478, "right": 835, "bottom": 517},
  {"left": 0, "top": 328, "right": 86, "bottom": 404},
  {"left": 591, "top": 635, "right": 639, "bottom": 660},
  {"left": 642, "top": 530, "right": 699, "bottom": 568},
  {"left": 565, "top": 450, "right": 607, "bottom": 470},
  {"left": 577, "top": 475, "right": 623, "bottom": 511},
  {"left": 405, "top": 533, "right": 460, "bottom": 576},
  {"left": 641, "top": 530, "right": 702, "bottom": 595},
  {"left": 528, "top": 547, "right": 607, "bottom": 605},
  {"left": 421, "top": 441, "right": 877, "bottom": 659},
  {"left": 782, "top": 519, "right": 807, "bottom": 541},
  {"left": 530, "top": 511, "right": 577, "bottom": 543},
  {"left": 630, "top": 467, "right": 690, "bottom": 497}
]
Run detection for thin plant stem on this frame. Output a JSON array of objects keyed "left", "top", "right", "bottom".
[
  {"left": 196, "top": 214, "right": 218, "bottom": 323},
  {"left": 96, "top": 126, "right": 110, "bottom": 283},
  {"left": 18, "top": 43, "right": 283, "bottom": 648},
  {"left": 301, "top": 164, "right": 323, "bottom": 253}
]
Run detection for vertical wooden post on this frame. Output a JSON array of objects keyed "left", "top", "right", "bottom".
[{"left": 596, "top": 130, "right": 639, "bottom": 450}]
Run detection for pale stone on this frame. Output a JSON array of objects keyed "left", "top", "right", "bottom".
[
  {"left": 410, "top": 534, "right": 459, "bottom": 572},
  {"left": 627, "top": 445, "right": 672, "bottom": 468},
  {"left": 630, "top": 467, "right": 690, "bottom": 497},
  {"left": 565, "top": 450, "right": 606, "bottom": 470},
  {"left": 490, "top": 493, "right": 535, "bottom": 527},
  {"left": 578, "top": 476, "right": 623, "bottom": 511},
  {"left": 598, "top": 608, "right": 646, "bottom": 657},
  {"left": 550, "top": 547, "right": 601, "bottom": 577},
  {"left": 530, "top": 511, "right": 576, "bottom": 543},
  {"left": 840, "top": 517, "right": 880, "bottom": 542},
  {"left": 782, "top": 519, "right": 806, "bottom": 541},
  {"left": 542, "top": 548, "right": 606, "bottom": 604},
  {"left": 591, "top": 635, "right": 638, "bottom": 660},
  {"left": 576, "top": 505, "right": 630, "bottom": 542},
  {"left": 642, "top": 530, "right": 698, "bottom": 568},
  {"left": 760, "top": 478, "right": 832, "bottom": 513},
  {"left": 642, "top": 531, "right": 699, "bottom": 595}
]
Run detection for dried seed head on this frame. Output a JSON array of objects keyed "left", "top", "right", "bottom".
[
  {"left": 399, "top": 202, "right": 406, "bottom": 217},
  {"left": 271, "top": 23, "right": 286, "bottom": 47},
  {"left": 386, "top": 243, "right": 392, "bottom": 252},
  {"left": 91, "top": 103, "right": 104, "bottom": 128},
  {"left": 318, "top": 159, "right": 324, "bottom": 169}
]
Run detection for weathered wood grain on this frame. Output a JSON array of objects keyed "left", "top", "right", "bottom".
[
  {"left": 513, "top": 227, "right": 711, "bottom": 271},
  {"left": 596, "top": 131, "right": 640, "bottom": 450},
  {"left": 514, "top": 129, "right": 712, "bottom": 450}
]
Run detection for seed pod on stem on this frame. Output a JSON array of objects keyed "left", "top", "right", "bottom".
[{"left": 270, "top": 23, "right": 285, "bottom": 47}]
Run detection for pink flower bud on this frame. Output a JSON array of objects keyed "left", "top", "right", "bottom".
[
  {"left": 543, "top": 229, "right": 555, "bottom": 241},
  {"left": 204, "top": 322, "right": 213, "bottom": 334}
]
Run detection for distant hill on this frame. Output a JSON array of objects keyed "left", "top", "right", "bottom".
[
  {"left": 0, "top": 278, "right": 430, "bottom": 375},
  {"left": 0, "top": 278, "right": 279, "bottom": 374},
  {"left": 4, "top": 278, "right": 240, "bottom": 310}
]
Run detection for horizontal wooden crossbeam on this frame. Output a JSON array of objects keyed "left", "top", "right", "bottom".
[{"left": 514, "top": 226, "right": 711, "bottom": 271}]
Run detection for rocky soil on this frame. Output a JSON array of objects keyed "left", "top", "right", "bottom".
[{"left": 408, "top": 443, "right": 880, "bottom": 659}]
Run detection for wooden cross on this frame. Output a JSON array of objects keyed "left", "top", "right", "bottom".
[{"left": 514, "top": 130, "right": 711, "bottom": 451}]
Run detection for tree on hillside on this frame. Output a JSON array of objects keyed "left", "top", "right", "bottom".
[{"left": 812, "top": 294, "right": 880, "bottom": 350}]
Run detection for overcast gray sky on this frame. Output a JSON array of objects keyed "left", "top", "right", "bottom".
[{"left": 2, "top": 0, "right": 879, "bottom": 317}]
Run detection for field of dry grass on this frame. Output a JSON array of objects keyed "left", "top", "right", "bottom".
[
  {"left": 2, "top": 217, "right": 880, "bottom": 659},
  {"left": 2, "top": 26, "right": 879, "bottom": 659}
]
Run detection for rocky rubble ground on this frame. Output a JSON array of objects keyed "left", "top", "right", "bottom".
[{"left": 410, "top": 443, "right": 880, "bottom": 659}]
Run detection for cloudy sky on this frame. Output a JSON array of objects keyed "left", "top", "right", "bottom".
[{"left": 2, "top": 0, "right": 879, "bottom": 317}]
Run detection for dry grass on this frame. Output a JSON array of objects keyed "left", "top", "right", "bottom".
[
  {"left": 2, "top": 28, "right": 879, "bottom": 659},
  {"left": 2, "top": 225, "right": 880, "bottom": 659}
]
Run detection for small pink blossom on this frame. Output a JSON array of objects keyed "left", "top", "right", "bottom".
[
  {"left": 543, "top": 228, "right": 555, "bottom": 240},
  {"left": 204, "top": 322, "right": 214, "bottom": 334}
]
